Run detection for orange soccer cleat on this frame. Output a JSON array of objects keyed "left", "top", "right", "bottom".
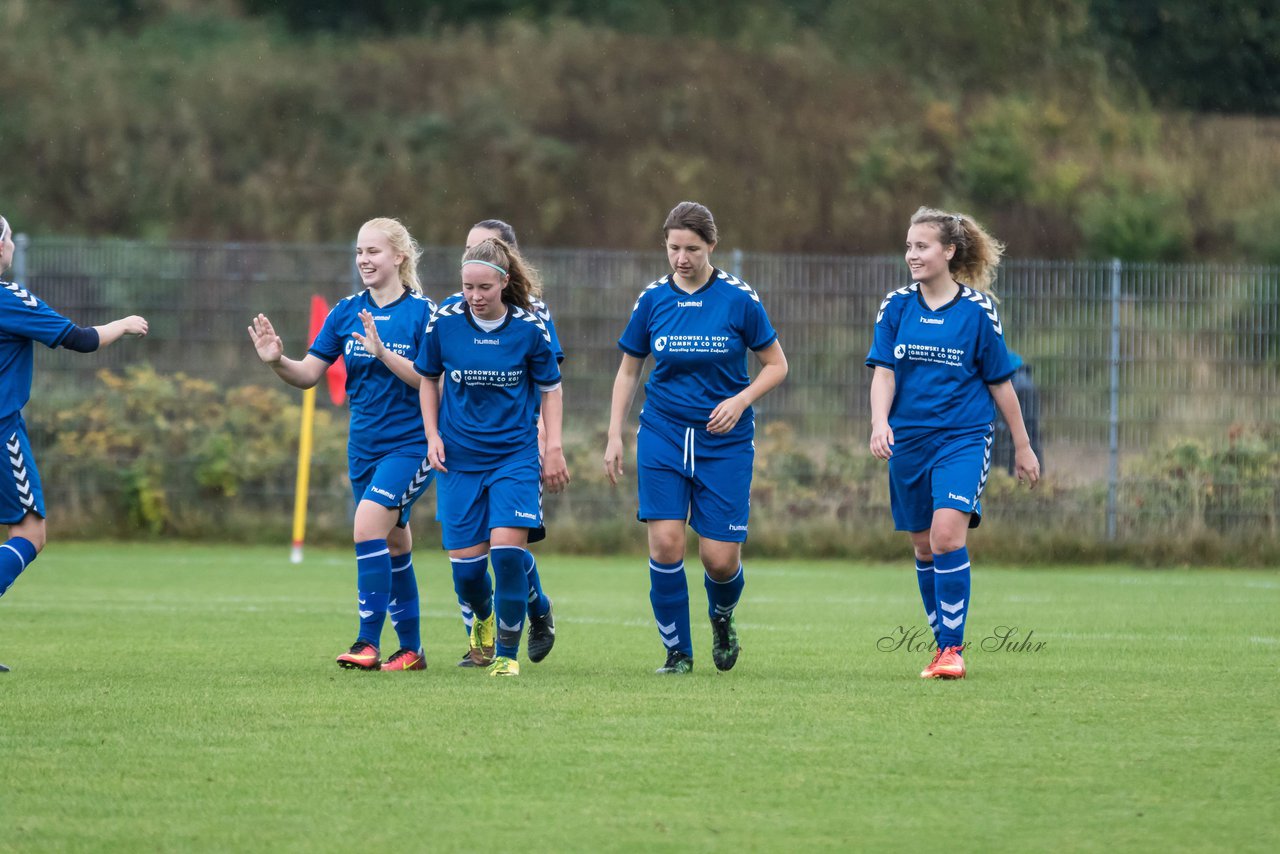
[
  {"left": 381, "top": 648, "right": 427, "bottom": 671},
  {"left": 919, "top": 647, "right": 944, "bottom": 679},
  {"left": 929, "top": 646, "right": 967, "bottom": 680},
  {"left": 336, "top": 641, "right": 381, "bottom": 670}
]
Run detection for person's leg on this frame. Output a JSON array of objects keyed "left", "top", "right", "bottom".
[
  {"left": 383, "top": 524, "right": 425, "bottom": 670},
  {"left": 335, "top": 499, "right": 399, "bottom": 670},
  {"left": 637, "top": 416, "right": 694, "bottom": 672}
]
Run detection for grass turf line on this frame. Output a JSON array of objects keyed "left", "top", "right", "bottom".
[{"left": 0, "top": 544, "right": 1276, "bottom": 852}]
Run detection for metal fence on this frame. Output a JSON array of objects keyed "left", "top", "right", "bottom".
[{"left": 11, "top": 236, "right": 1280, "bottom": 551}]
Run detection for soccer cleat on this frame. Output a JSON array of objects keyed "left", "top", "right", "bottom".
[
  {"left": 456, "top": 648, "right": 480, "bottom": 668},
  {"left": 655, "top": 650, "right": 693, "bottom": 674},
  {"left": 381, "top": 648, "right": 427, "bottom": 671},
  {"left": 710, "top": 614, "right": 740, "bottom": 671},
  {"left": 930, "top": 646, "right": 967, "bottom": 680},
  {"left": 920, "top": 648, "right": 944, "bottom": 679},
  {"left": 336, "top": 641, "right": 380, "bottom": 670},
  {"left": 487, "top": 656, "right": 520, "bottom": 677},
  {"left": 526, "top": 598, "right": 555, "bottom": 663},
  {"left": 0, "top": 661, "right": 9, "bottom": 673},
  {"left": 468, "top": 611, "right": 496, "bottom": 667}
]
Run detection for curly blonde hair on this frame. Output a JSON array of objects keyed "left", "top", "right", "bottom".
[{"left": 910, "top": 207, "right": 1005, "bottom": 298}]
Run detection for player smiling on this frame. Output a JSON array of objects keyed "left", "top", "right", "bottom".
[
  {"left": 866, "top": 207, "right": 1040, "bottom": 680},
  {"left": 250, "top": 217, "right": 435, "bottom": 672}
]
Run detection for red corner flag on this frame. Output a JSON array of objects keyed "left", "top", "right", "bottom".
[{"left": 309, "top": 295, "right": 347, "bottom": 405}]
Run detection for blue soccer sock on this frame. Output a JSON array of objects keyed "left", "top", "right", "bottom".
[
  {"left": 703, "top": 564, "right": 744, "bottom": 621},
  {"left": 523, "top": 549, "right": 551, "bottom": 618},
  {"left": 355, "top": 539, "right": 392, "bottom": 647},
  {"left": 0, "top": 537, "right": 38, "bottom": 598},
  {"left": 934, "top": 547, "right": 972, "bottom": 652},
  {"left": 915, "top": 558, "right": 938, "bottom": 644},
  {"left": 649, "top": 558, "right": 692, "bottom": 658},
  {"left": 388, "top": 552, "right": 421, "bottom": 653},
  {"left": 490, "top": 546, "right": 527, "bottom": 659},
  {"left": 451, "top": 554, "right": 493, "bottom": 636}
]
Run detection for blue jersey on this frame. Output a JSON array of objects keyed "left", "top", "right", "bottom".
[
  {"left": 0, "top": 281, "right": 75, "bottom": 421},
  {"left": 413, "top": 302, "right": 561, "bottom": 472},
  {"left": 308, "top": 288, "right": 435, "bottom": 460},
  {"left": 618, "top": 268, "right": 778, "bottom": 435},
  {"left": 865, "top": 283, "right": 1016, "bottom": 435},
  {"left": 440, "top": 292, "right": 564, "bottom": 363}
]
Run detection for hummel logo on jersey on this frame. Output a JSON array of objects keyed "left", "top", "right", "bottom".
[
  {"left": 677, "top": 300, "right": 703, "bottom": 307},
  {"left": 514, "top": 510, "right": 537, "bottom": 520},
  {"left": 728, "top": 524, "right": 748, "bottom": 532},
  {"left": 473, "top": 337, "right": 500, "bottom": 345},
  {"left": 371, "top": 315, "right": 390, "bottom": 321},
  {"left": 948, "top": 492, "right": 972, "bottom": 505},
  {"left": 920, "top": 317, "right": 944, "bottom": 325},
  {"left": 371, "top": 486, "right": 396, "bottom": 500}
]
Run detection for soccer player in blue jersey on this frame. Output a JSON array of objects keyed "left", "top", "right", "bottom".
[
  {"left": 441, "top": 219, "right": 564, "bottom": 668},
  {"left": 866, "top": 207, "right": 1040, "bottom": 680},
  {"left": 415, "top": 237, "right": 569, "bottom": 677},
  {"left": 250, "top": 218, "right": 435, "bottom": 672},
  {"left": 604, "top": 201, "right": 789, "bottom": 674},
  {"left": 0, "top": 214, "right": 149, "bottom": 673}
]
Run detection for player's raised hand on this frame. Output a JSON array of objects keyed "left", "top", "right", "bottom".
[
  {"left": 603, "top": 436, "right": 625, "bottom": 486},
  {"left": 248, "top": 313, "right": 284, "bottom": 364},
  {"left": 352, "top": 309, "right": 386, "bottom": 359},
  {"left": 116, "top": 316, "right": 149, "bottom": 338}
]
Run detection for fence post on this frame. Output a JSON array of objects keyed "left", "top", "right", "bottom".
[
  {"left": 1106, "top": 257, "right": 1121, "bottom": 541},
  {"left": 731, "top": 247, "right": 744, "bottom": 277},
  {"left": 13, "top": 233, "right": 29, "bottom": 283}
]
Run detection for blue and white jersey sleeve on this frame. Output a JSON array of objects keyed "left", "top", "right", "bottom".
[
  {"left": 865, "top": 285, "right": 913, "bottom": 370},
  {"left": 0, "top": 281, "right": 75, "bottom": 348},
  {"left": 306, "top": 299, "right": 351, "bottom": 364},
  {"left": 968, "top": 290, "right": 1017, "bottom": 384},
  {"left": 617, "top": 281, "right": 661, "bottom": 358}
]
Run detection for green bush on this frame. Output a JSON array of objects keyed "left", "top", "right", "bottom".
[{"left": 34, "top": 365, "right": 349, "bottom": 539}]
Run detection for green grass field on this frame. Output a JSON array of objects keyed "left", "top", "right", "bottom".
[{"left": 1, "top": 544, "right": 1276, "bottom": 853}]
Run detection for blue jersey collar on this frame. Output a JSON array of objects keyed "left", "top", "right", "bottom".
[
  {"left": 362, "top": 287, "right": 412, "bottom": 311},
  {"left": 913, "top": 282, "right": 963, "bottom": 313},
  {"left": 666, "top": 267, "right": 718, "bottom": 297},
  {"left": 463, "top": 301, "right": 513, "bottom": 333}
]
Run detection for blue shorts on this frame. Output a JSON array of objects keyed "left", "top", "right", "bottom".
[
  {"left": 0, "top": 415, "right": 44, "bottom": 524},
  {"left": 636, "top": 409, "right": 754, "bottom": 543},
  {"left": 348, "top": 450, "right": 433, "bottom": 529},
  {"left": 887, "top": 426, "right": 993, "bottom": 532},
  {"left": 435, "top": 455, "right": 544, "bottom": 550}
]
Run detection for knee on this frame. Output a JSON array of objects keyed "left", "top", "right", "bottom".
[
  {"left": 648, "top": 530, "right": 685, "bottom": 564},
  {"left": 930, "top": 533, "right": 967, "bottom": 555},
  {"left": 701, "top": 553, "right": 740, "bottom": 580},
  {"left": 12, "top": 516, "right": 46, "bottom": 553}
]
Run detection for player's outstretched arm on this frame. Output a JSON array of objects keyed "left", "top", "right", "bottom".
[
  {"left": 94, "top": 315, "right": 149, "bottom": 348},
  {"left": 989, "top": 379, "right": 1040, "bottom": 488},
  {"left": 603, "top": 354, "right": 645, "bottom": 486},
  {"left": 248, "top": 312, "right": 327, "bottom": 389}
]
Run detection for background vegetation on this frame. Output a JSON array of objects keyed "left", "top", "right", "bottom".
[{"left": 1, "top": 0, "right": 1278, "bottom": 260}]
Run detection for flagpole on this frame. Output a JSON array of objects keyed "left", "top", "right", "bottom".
[{"left": 290, "top": 384, "right": 317, "bottom": 564}]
